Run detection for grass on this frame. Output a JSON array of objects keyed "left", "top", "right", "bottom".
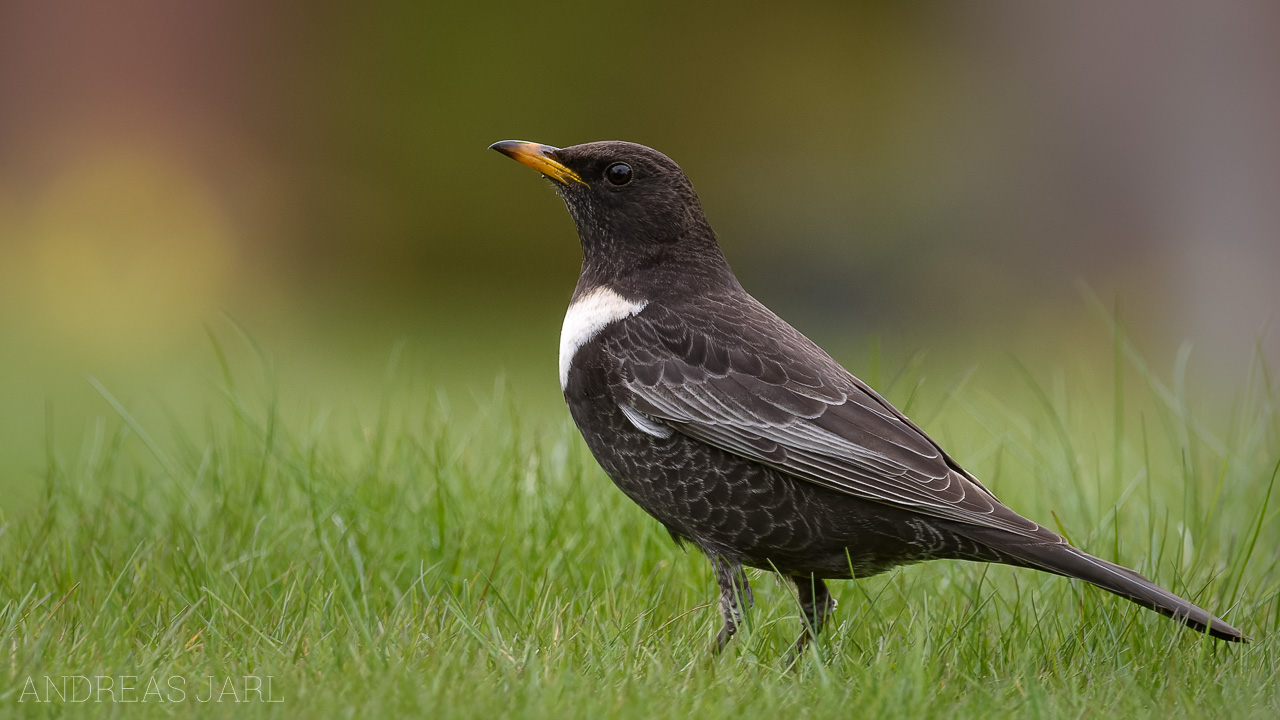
[{"left": 1, "top": 325, "right": 1278, "bottom": 719}]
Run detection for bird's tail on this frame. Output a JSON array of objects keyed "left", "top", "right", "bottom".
[{"left": 962, "top": 531, "right": 1247, "bottom": 642}]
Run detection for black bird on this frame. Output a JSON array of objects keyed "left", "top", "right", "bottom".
[{"left": 489, "top": 139, "right": 1247, "bottom": 654}]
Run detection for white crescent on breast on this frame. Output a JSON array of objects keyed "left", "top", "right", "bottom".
[{"left": 559, "top": 285, "right": 648, "bottom": 389}]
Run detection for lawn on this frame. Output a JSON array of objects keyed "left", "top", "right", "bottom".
[{"left": 2, "top": 319, "right": 1277, "bottom": 719}]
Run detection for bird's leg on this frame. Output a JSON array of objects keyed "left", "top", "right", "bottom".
[
  {"left": 787, "top": 575, "right": 836, "bottom": 664},
  {"left": 711, "top": 555, "right": 752, "bottom": 653}
]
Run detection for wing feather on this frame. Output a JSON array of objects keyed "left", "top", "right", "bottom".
[{"left": 608, "top": 297, "right": 1048, "bottom": 538}]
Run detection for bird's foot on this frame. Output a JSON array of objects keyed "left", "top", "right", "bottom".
[
  {"left": 713, "top": 620, "right": 737, "bottom": 654},
  {"left": 785, "top": 576, "right": 836, "bottom": 668},
  {"left": 710, "top": 555, "right": 752, "bottom": 655}
]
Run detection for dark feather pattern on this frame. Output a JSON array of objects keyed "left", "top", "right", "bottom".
[
  {"left": 492, "top": 138, "right": 1247, "bottom": 653},
  {"left": 612, "top": 297, "right": 1049, "bottom": 540}
]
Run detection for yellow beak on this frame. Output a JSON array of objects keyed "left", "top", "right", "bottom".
[{"left": 489, "top": 140, "right": 587, "bottom": 186}]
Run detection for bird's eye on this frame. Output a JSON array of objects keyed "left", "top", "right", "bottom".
[{"left": 605, "top": 162, "right": 633, "bottom": 186}]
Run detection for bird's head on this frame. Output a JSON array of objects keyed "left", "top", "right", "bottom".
[{"left": 490, "top": 140, "right": 731, "bottom": 293}]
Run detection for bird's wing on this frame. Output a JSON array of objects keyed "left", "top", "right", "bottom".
[{"left": 607, "top": 298, "right": 1052, "bottom": 539}]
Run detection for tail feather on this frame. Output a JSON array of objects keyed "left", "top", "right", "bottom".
[{"left": 957, "top": 529, "right": 1248, "bottom": 642}]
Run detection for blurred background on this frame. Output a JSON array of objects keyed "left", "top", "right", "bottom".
[{"left": 2, "top": 1, "right": 1279, "bottom": 505}]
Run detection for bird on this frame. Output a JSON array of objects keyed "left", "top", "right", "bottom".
[{"left": 489, "top": 138, "right": 1247, "bottom": 657}]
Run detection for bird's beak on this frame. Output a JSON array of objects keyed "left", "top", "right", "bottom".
[{"left": 489, "top": 140, "right": 587, "bottom": 186}]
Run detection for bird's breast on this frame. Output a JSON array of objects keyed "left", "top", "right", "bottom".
[{"left": 559, "top": 285, "right": 647, "bottom": 390}]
